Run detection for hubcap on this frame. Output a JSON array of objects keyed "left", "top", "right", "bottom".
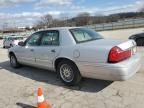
[
  {"left": 60, "top": 64, "right": 74, "bottom": 82},
  {"left": 10, "top": 56, "right": 16, "bottom": 67}
]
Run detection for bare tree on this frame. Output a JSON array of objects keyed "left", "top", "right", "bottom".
[
  {"left": 34, "top": 20, "right": 44, "bottom": 29},
  {"left": 36, "top": 14, "right": 53, "bottom": 28}
]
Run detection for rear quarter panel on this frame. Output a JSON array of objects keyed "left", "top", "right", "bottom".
[{"left": 75, "top": 45, "right": 112, "bottom": 63}]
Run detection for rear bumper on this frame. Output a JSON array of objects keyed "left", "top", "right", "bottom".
[{"left": 78, "top": 53, "right": 142, "bottom": 81}]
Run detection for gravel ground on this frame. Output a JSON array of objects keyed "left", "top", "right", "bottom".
[
  {"left": 0, "top": 28, "right": 144, "bottom": 108},
  {"left": 0, "top": 48, "right": 144, "bottom": 108}
]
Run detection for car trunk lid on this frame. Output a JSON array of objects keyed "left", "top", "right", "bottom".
[{"left": 76, "top": 39, "right": 136, "bottom": 63}]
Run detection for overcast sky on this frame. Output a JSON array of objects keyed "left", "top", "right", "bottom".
[{"left": 0, "top": 0, "right": 144, "bottom": 28}]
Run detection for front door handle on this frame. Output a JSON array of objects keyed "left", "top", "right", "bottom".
[
  {"left": 51, "top": 49, "right": 56, "bottom": 53},
  {"left": 30, "top": 49, "right": 34, "bottom": 52}
]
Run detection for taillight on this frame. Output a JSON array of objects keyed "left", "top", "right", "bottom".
[{"left": 108, "top": 46, "right": 131, "bottom": 63}]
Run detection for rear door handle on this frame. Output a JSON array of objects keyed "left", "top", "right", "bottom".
[{"left": 51, "top": 49, "right": 56, "bottom": 53}]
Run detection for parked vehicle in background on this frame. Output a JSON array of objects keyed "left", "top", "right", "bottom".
[
  {"left": 0, "top": 37, "right": 3, "bottom": 40},
  {"left": 3, "top": 36, "right": 26, "bottom": 48},
  {"left": 129, "top": 33, "right": 144, "bottom": 46},
  {"left": 8, "top": 27, "right": 142, "bottom": 86},
  {"left": 0, "top": 37, "right": 3, "bottom": 47}
]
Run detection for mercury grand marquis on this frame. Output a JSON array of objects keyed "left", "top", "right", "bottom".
[{"left": 8, "top": 27, "right": 142, "bottom": 85}]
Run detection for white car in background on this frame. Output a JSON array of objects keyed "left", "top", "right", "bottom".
[
  {"left": 8, "top": 27, "right": 142, "bottom": 86},
  {"left": 3, "top": 36, "right": 26, "bottom": 48}
]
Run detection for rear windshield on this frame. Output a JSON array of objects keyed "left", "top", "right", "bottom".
[{"left": 70, "top": 28, "right": 103, "bottom": 43}]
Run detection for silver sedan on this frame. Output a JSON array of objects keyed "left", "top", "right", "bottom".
[{"left": 8, "top": 27, "right": 142, "bottom": 86}]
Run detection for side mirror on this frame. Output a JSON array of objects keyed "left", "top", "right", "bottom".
[{"left": 18, "top": 41, "right": 25, "bottom": 46}]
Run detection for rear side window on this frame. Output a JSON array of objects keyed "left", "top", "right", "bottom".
[{"left": 41, "top": 30, "right": 59, "bottom": 46}]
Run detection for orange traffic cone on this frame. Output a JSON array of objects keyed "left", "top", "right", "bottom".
[{"left": 37, "top": 87, "right": 51, "bottom": 108}]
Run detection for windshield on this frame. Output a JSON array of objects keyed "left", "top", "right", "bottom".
[{"left": 70, "top": 28, "right": 103, "bottom": 43}]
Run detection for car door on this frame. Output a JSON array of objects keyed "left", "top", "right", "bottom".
[
  {"left": 34, "top": 30, "right": 61, "bottom": 70},
  {"left": 16, "top": 32, "right": 42, "bottom": 65}
]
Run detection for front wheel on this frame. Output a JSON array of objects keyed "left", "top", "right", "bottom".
[
  {"left": 57, "top": 60, "right": 81, "bottom": 86},
  {"left": 10, "top": 54, "right": 21, "bottom": 68}
]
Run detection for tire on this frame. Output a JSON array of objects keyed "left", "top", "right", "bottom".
[
  {"left": 57, "top": 60, "right": 81, "bottom": 86},
  {"left": 136, "top": 38, "right": 144, "bottom": 46},
  {"left": 10, "top": 54, "right": 21, "bottom": 68},
  {"left": 3, "top": 46, "right": 5, "bottom": 48}
]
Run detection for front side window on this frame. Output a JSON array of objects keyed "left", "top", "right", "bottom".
[
  {"left": 25, "top": 32, "right": 41, "bottom": 46},
  {"left": 41, "top": 30, "right": 59, "bottom": 46},
  {"left": 70, "top": 28, "right": 103, "bottom": 43}
]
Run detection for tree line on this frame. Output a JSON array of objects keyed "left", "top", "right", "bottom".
[{"left": 35, "top": 10, "right": 144, "bottom": 29}]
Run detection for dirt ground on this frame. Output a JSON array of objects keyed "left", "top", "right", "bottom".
[{"left": 0, "top": 28, "right": 144, "bottom": 108}]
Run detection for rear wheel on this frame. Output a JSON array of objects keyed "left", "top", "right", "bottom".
[
  {"left": 57, "top": 60, "right": 81, "bottom": 86},
  {"left": 10, "top": 54, "right": 21, "bottom": 68},
  {"left": 136, "top": 38, "right": 144, "bottom": 46}
]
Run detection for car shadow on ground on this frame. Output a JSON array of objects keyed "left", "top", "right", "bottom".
[
  {"left": 0, "top": 61, "right": 113, "bottom": 93},
  {"left": 16, "top": 103, "right": 36, "bottom": 108}
]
